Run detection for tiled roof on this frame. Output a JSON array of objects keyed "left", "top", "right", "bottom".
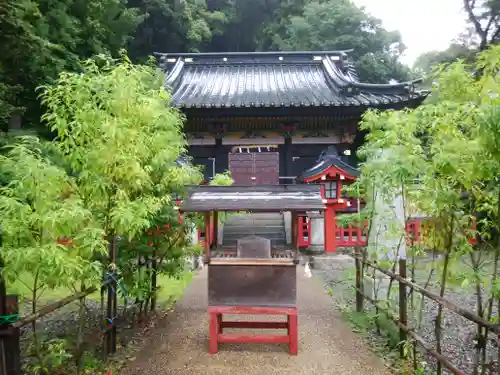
[
  {"left": 300, "top": 155, "right": 360, "bottom": 180},
  {"left": 300, "top": 146, "right": 360, "bottom": 181},
  {"left": 157, "top": 51, "right": 428, "bottom": 109},
  {"left": 179, "top": 184, "right": 325, "bottom": 212}
]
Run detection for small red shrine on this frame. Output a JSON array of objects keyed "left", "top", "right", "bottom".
[
  {"left": 298, "top": 146, "right": 361, "bottom": 252},
  {"left": 180, "top": 184, "right": 325, "bottom": 355}
]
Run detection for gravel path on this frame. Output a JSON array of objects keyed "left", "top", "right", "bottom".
[
  {"left": 120, "top": 266, "right": 391, "bottom": 375},
  {"left": 312, "top": 253, "right": 500, "bottom": 375}
]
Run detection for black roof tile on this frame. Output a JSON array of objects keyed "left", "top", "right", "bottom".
[{"left": 156, "top": 51, "right": 428, "bottom": 109}]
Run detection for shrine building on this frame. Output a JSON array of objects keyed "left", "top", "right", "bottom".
[{"left": 158, "top": 51, "right": 428, "bottom": 253}]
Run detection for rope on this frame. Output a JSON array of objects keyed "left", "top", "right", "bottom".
[
  {"left": 103, "top": 272, "right": 128, "bottom": 327},
  {"left": 104, "top": 272, "right": 127, "bottom": 300},
  {"left": 0, "top": 313, "right": 19, "bottom": 324}
]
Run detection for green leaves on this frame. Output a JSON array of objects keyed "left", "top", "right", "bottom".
[
  {"left": 0, "top": 136, "right": 106, "bottom": 292},
  {"left": 358, "top": 46, "right": 500, "bottom": 309},
  {"left": 262, "top": 0, "right": 410, "bottom": 83},
  {"left": 0, "top": 55, "right": 202, "bottom": 306},
  {"left": 209, "top": 170, "right": 233, "bottom": 186},
  {"left": 40, "top": 56, "right": 201, "bottom": 238}
]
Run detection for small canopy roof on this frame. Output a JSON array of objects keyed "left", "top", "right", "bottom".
[
  {"left": 179, "top": 185, "right": 325, "bottom": 212},
  {"left": 299, "top": 146, "right": 360, "bottom": 182}
]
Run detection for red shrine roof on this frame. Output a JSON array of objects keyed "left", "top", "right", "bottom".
[
  {"left": 299, "top": 146, "right": 360, "bottom": 182},
  {"left": 156, "top": 51, "right": 428, "bottom": 109}
]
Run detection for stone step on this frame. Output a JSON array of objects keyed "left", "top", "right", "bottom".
[
  {"left": 225, "top": 218, "right": 284, "bottom": 226},
  {"left": 223, "top": 232, "right": 286, "bottom": 240},
  {"left": 223, "top": 226, "right": 286, "bottom": 234},
  {"left": 222, "top": 238, "right": 286, "bottom": 247},
  {"left": 222, "top": 213, "right": 286, "bottom": 247},
  {"left": 225, "top": 213, "right": 282, "bottom": 220}
]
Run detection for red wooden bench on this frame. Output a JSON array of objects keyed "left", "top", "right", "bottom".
[{"left": 208, "top": 305, "right": 298, "bottom": 355}]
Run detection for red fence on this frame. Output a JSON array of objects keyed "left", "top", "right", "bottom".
[
  {"left": 298, "top": 216, "right": 311, "bottom": 247},
  {"left": 335, "top": 221, "right": 369, "bottom": 247},
  {"left": 197, "top": 215, "right": 477, "bottom": 249},
  {"left": 297, "top": 217, "right": 477, "bottom": 248}
]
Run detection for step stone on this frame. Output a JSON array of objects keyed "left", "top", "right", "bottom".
[
  {"left": 225, "top": 219, "right": 284, "bottom": 226},
  {"left": 222, "top": 241, "right": 286, "bottom": 246},
  {"left": 223, "top": 233, "right": 286, "bottom": 241},
  {"left": 223, "top": 226, "right": 286, "bottom": 234},
  {"left": 222, "top": 213, "right": 286, "bottom": 247}
]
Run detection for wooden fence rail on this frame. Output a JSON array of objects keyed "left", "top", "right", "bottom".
[
  {"left": 352, "top": 247, "right": 497, "bottom": 375},
  {"left": 0, "top": 277, "right": 122, "bottom": 375},
  {"left": 0, "top": 236, "right": 164, "bottom": 375}
]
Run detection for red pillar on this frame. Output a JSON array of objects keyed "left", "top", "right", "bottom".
[{"left": 324, "top": 204, "right": 337, "bottom": 252}]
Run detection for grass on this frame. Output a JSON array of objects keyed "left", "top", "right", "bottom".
[
  {"left": 155, "top": 271, "right": 194, "bottom": 307},
  {"left": 6, "top": 270, "right": 195, "bottom": 310},
  {"left": 6, "top": 270, "right": 195, "bottom": 375}
]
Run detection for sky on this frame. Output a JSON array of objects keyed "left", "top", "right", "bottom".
[{"left": 352, "top": 0, "right": 469, "bottom": 67}]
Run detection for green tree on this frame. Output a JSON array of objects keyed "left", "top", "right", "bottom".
[
  {"left": 0, "top": 0, "right": 143, "bottom": 132},
  {"left": 40, "top": 54, "right": 200, "bottom": 242},
  {"left": 463, "top": 0, "right": 500, "bottom": 50},
  {"left": 413, "top": 43, "right": 474, "bottom": 75},
  {"left": 206, "top": 0, "right": 282, "bottom": 52},
  {"left": 0, "top": 136, "right": 106, "bottom": 373},
  {"left": 128, "top": 0, "right": 228, "bottom": 59},
  {"left": 355, "top": 46, "right": 500, "bottom": 374},
  {"left": 261, "top": 0, "right": 411, "bottom": 83}
]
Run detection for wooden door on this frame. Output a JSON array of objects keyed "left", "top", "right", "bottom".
[
  {"left": 229, "top": 152, "right": 279, "bottom": 185},
  {"left": 228, "top": 153, "right": 254, "bottom": 185},
  {"left": 254, "top": 152, "right": 279, "bottom": 185}
]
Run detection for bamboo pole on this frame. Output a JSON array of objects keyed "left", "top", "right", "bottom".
[
  {"left": 353, "top": 255, "right": 500, "bottom": 335},
  {"left": 13, "top": 282, "right": 111, "bottom": 329},
  {"left": 356, "top": 287, "right": 465, "bottom": 375},
  {"left": 398, "top": 258, "right": 408, "bottom": 358}
]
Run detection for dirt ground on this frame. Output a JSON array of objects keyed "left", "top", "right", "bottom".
[{"left": 120, "top": 266, "right": 391, "bottom": 375}]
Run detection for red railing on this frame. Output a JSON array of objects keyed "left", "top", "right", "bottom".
[
  {"left": 199, "top": 214, "right": 478, "bottom": 249},
  {"left": 406, "top": 219, "right": 420, "bottom": 243},
  {"left": 298, "top": 216, "right": 311, "bottom": 247},
  {"left": 335, "top": 221, "right": 369, "bottom": 246},
  {"left": 404, "top": 217, "right": 477, "bottom": 246},
  {"left": 298, "top": 216, "right": 477, "bottom": 248}
]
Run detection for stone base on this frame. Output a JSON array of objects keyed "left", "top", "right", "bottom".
[
  {"left": 363, "top": 271, "right": 391, "bottom": 301},
  {"left": 283, "top": 211, "right": 292, "bottom": 244},
  {"left": 306, "top": 244, "right": 325, "bottom": 255},
  {"left": 217, "top": 223, "right": 224, "bottom": 246}
]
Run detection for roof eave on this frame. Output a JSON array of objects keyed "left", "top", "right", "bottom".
[{"left": 154, "top": 50, "right": 354, "bottom": 59}]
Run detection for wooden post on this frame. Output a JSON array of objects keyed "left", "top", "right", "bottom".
[
  {"left": 0, "top": 294, "right": 21, "bottom": 375},
  {"left": 204, "top": 212, "right": 211, "bottom": 263},
  {"left": 150, "top": 250, "right": 157, "bottom": 312},
  {"left": 399, "top": 258, "right": 408, "bottom": 358},
  {"left": 212, "top": 211, "right": 219, "bottom": 249},
  {"left": 0, "top": 231, "right": 20, "bottom": 375},
  {"left": 105, "top": 235, "right": 117, "bottom": 357},
  {"left": 354, "top": 246, "right": 363, "bottom": 312}
]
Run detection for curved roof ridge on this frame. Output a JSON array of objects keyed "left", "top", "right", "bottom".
[
  {"left": 154, "top": 50, "right": 354, "bottom": 59},
  {"left": 159, "top": 51, "right": 428, "bottom": 109},
  {"left": 299, "top": 153, "right": 360, "bottom": 182},
  {"left": 321, "top": 54, "right": 423, "bottom": 95}
]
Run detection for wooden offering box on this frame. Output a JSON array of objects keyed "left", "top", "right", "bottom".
[
  {"left": 208, "top": 236, "right": 297, "bottom": 308},
  {"left": 207, "top": 235, "right": 298, "bottom": 354},
  {"left": 178, "top": 184, "right": 325, "bottom": 355}
]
